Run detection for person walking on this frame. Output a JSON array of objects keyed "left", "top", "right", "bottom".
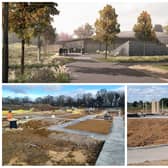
[{"left": 7, "top": 110, "right": 13, "bottom": 120}]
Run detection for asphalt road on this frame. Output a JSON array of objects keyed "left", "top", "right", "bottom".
[{"left": 67, "top": 61, "right": 167, "bottom": 83}]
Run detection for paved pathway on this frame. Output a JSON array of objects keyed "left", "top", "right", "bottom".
[
  {"left": 128, "top": 145, "right": 168, "bottom": 164},
  {"left": 128, "top": 116, "right": 168, "bottom": 119},
  {"left": 48, "top": 115, "right": 96, "bottom": 128},
  {"left": 48, "top": 114, "right": 107, "bottom": 140},
  {"left": 48, "top": 115, "right": 125, "bottom": 164},
  {"left": 66, "top": 55, "right": 166, "bottom": 83},
  {"left": 96, "top": 116, "right": 125, "bottom": 165}
]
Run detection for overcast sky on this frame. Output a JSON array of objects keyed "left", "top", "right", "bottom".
[
  {"left": 52, "top": 1, "right": 168, "bottom": 35},
  {"left": 2, "top": 85, "right": 124, "bottom": 100},
  {"left": 127, "top": 85, "right": 168, "bottom": 102}
]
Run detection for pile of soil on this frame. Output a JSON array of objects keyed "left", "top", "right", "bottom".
[
  {"left": 3, "top": 120, "right": 103, "bottom": 165},
  {"left": 67, "top": 119, "right": 112, "bottom": 134},
  {"left": 21, "top": 120, "right": 50, "bottom": 129},
  {"left": 31, "top": 104, "right": 57, "bottom": 111},
  {"left": 128, "top": 118, "right": 168, "bottom": 147}
]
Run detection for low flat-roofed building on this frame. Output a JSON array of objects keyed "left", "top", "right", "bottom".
[{"left": 56, "top": 30, "right": 168, "bottom": 56}]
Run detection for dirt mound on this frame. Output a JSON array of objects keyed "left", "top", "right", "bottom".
[
  {"left": 21, "top": 120, "right": 50, "bottom": 129},
  {"left": 49, "top": 132, "right": 103, "bottom": 147},
  {"left": 128, "top": 118, "right": 168, "bottom": 147},
  {"left": 3, "top": 126, "right": 103, "bottom": 165},
  {"left": 31, "top": 104, "right": 57, "bottom": 111}
]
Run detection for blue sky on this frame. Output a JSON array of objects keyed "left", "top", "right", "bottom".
[
  {"left": 2, "top": 85, "right": 124, "bottom": 100},
  {"left": 128, "top": 85, "right": 168, "bottom": 102}
]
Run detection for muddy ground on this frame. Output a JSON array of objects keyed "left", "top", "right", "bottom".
[
  {"left": 3, "top": 120, "right": 104, "bottom": 166},
  {"left": 128, "top": 118, "right": 168, "bottom": 147}
]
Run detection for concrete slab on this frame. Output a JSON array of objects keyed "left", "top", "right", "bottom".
[
  {"left": 48, "top": 114, "right": 96, "bottom": 129},
  {"left": 128, "top": 145, "right": 168, "bottom": 164},
  {"left": 128, "top": 116, "right": 168, "bottom": 119},
  {"left": 96, "top": 116, "right": 125, "bottom": 165}
]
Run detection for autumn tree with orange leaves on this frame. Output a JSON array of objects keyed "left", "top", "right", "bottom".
[
  {"left": 95, "top": 5, "right": 120, "bottom": 59},
  {"left": 133, "top": 11, "right": 157, "bottom": 55},
  {"left": 8, "top": 2, "right": 59, "bottom": 75}
]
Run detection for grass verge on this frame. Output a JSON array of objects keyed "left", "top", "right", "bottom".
[{"left": 97, "top": 56, "right": 168, "bottom": 63}]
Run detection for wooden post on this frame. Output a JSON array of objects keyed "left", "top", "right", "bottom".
[{"left": 3, "top": 2, "right": 9, "bottom": 82}]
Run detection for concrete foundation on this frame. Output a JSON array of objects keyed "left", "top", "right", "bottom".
[{"left": 152, "top": 101, "right": 160, "bottom": 113}]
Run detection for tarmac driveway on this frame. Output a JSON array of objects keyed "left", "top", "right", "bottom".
[{"left": 66, "top": 60, "right": 166, "bottom": 83}]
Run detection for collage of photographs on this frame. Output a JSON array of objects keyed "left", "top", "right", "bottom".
[{"left": 1, "top": 0, "right": 168, "bottom": 167}]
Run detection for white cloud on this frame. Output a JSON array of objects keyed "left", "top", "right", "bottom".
[
  {"left": 53, "top": 1, "right": 168, "bottom": 34},
  {"left": 115, "top": 86, "right": 125, "bottom": 92},
  {"left": 128, "top": 85, "right": 168, "bottom": 102}
]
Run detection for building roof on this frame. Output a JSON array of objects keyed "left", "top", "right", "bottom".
[
  {"left": 56, "top": 31, "right": 168, "bottom": 44},
  {"left": 117, "top": 31, "right": 168, "bottom": 39}
]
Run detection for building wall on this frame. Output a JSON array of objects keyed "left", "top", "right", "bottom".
[
  {"left": 84, "top": 39, "right": 102, "bottom": 53},
  {"left": 84, "top": 38, "right": 130, "bottom": 53},
  {"left": 129, "top": 41, "right": 168, "bottom": 56},
  {"left": 111, "top": 41, "right": 130, "bottom": 56},
  {"left": 63, "top": 40, "right": 84, "bottom": 49},
  {"left": 60, "top": 38, "right": 168, "bottom": 56}
]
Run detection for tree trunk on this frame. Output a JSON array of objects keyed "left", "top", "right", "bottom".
[
  {"left": 46, "top": 41, "right": 48, "bottom": 56},
  {"left": 37, "top": 35, "right": 41, "bottom": 62},
  {"left": 143, "top": 40, "right": 146, "bottom": 56},
  {"left": 21, "top": 39, "right": 25, "bottom": 75},
  {"left": 3, "top": 2, "right": 9, "bottom": 83},
  {"left": 43, "top": 39, "right": 48, "bottom": 57},
  {"left": 105, "top": 41, "right": 108, "bottom": 59}
]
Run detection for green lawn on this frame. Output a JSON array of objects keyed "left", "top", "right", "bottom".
[{"left": 97, "top": 56, "right": 168, "bottom": 63}]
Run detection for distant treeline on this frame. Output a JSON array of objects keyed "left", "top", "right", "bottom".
[
  {"left": 3, "top": 89, "right": 124, "bottom": 108},
  {"left": 128, "top": 98, "right": 168, "bottom": 109}
]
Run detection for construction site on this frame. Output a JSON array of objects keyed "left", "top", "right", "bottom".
[
  {"left": 128, "top": 99, "right": 168, "bottom": 117},
  {"left": 2, "top": 95, "right": 125, "bottom": 166},
  {"left": 127, "top": 86, "right": 168, "bottom": 165}
]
